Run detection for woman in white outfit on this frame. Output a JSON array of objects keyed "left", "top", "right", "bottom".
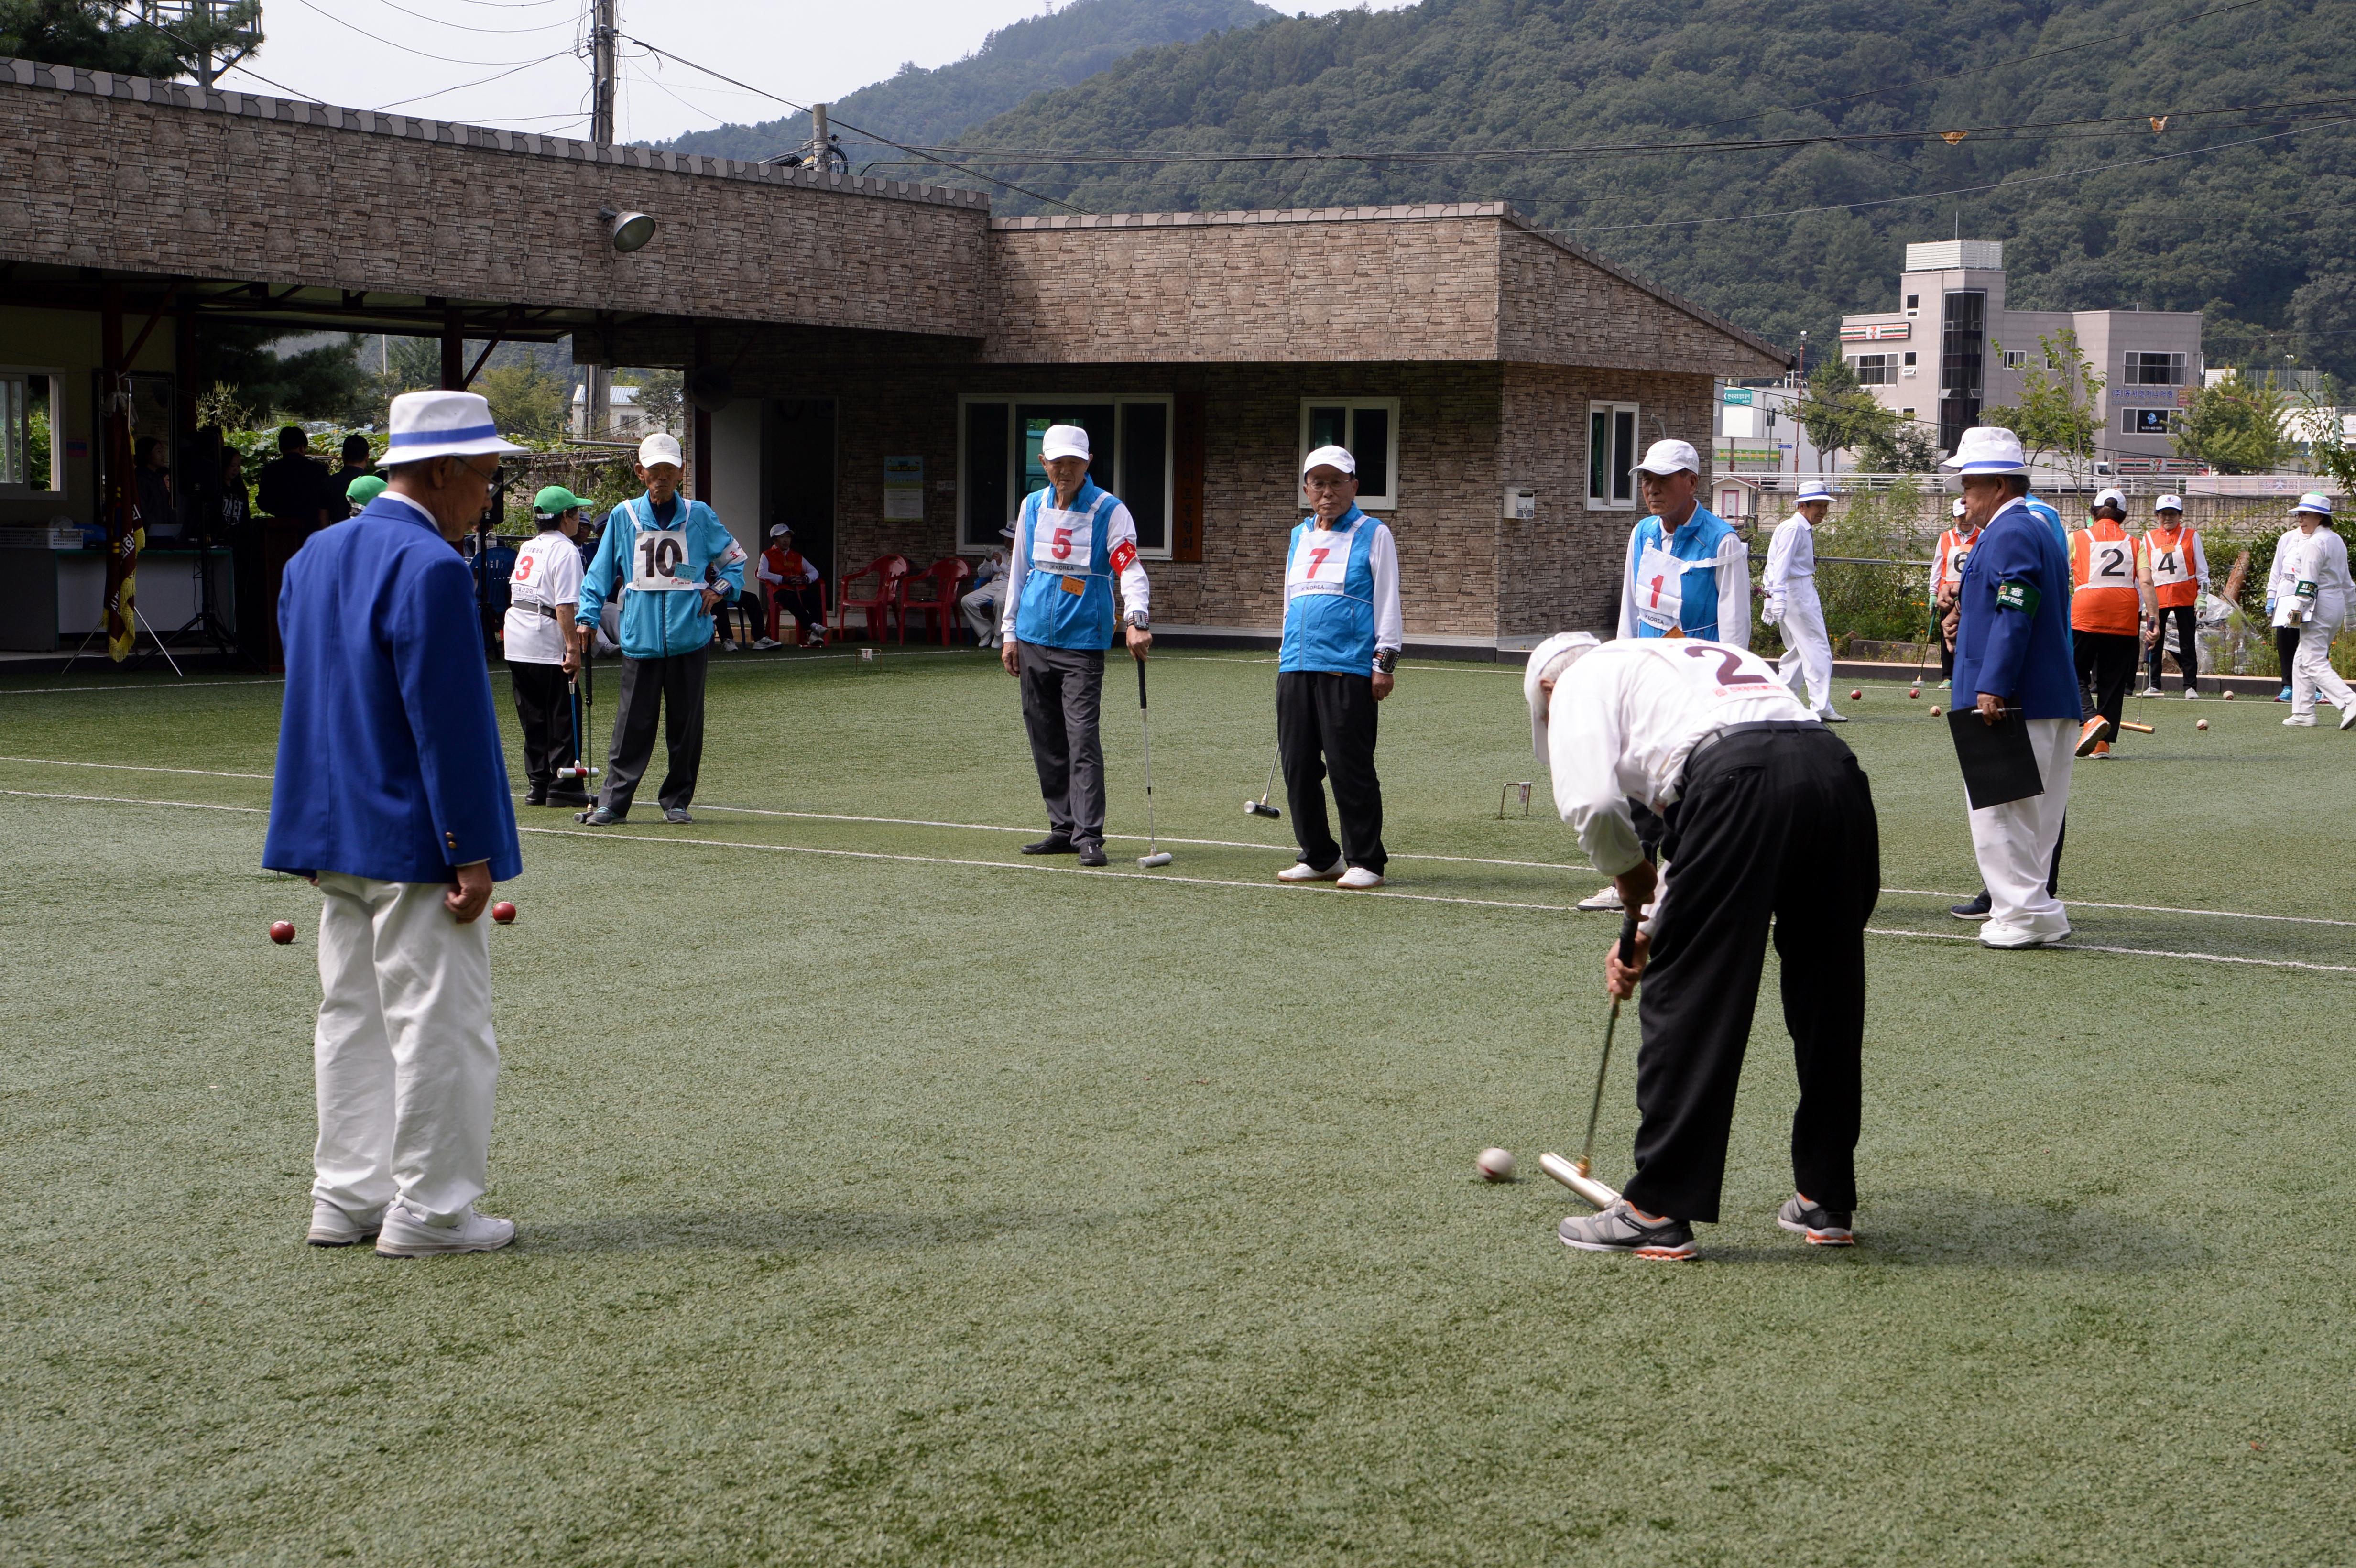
[
  {"left": 1761, "top": 479, "right": 1842, "bottom": 720},
  {"left": 2274, "top": 492, "right": 2356, "bottom": 730}
]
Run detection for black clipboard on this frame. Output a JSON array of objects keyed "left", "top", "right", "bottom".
[{"left": 1947, "top": 704, "right": 2045, "bottom": 810}]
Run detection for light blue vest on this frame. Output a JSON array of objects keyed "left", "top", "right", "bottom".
[
  {"left": 1279, "top": 508, "right": 1380, "bottom": 675},
  {"left": 1013, "top": 480, "right": 1122, "bottom": 651},
  {"left": 1628, "top": 505, "right": 1736, "bottom": 641}
]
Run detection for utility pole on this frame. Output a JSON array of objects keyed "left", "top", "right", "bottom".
[{"left": 585, "top": 0, "right": 617, "bottom": 439}]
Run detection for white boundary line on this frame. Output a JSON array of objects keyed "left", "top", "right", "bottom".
[
  {"left": 1880, "top": 886, "right": 2356, "bottom": 929},
  {"left": 0, "top": 678, "right": 284, "bottom": 697},
  {"left": 0, "top": 754, "right": 274, "bottom": 780},
  {"left": 13, "top": 786, "right": 2348, "bottom": 977}
]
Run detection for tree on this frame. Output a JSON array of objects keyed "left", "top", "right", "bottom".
[
  {"left": 2292, "top": 275, "right": 2356, "bottom": 387},
  {"left": 1978, "top": 329, "right": 2104, "bottom": 488},
  {"left": 1856, "top": 419, "right": 1940, "bottom": 474},
  {"left": 2176, "top": 374, "right": 2290, "bottom": 475},
  {"left": 0, "top": 0, "right": 259, "bottom": 81},
  {"left": 634, "top": 370, "right": 685, "bottom": 436},
  {"left": 1795, "top": 357, "right": 1896, "bottom": 474},
  {"left": 2291, "top": 377, "right": 2356, "bottom": 495},
  {"left": 191, "top": 324, "right": 371, "bottom": 426},
  {"left": 477, "top": 363, "right": 567, "bottom": 441}
]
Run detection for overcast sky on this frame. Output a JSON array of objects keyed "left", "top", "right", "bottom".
[{"left": 218, "top": 1, "right": 1399, "bottom": 143}]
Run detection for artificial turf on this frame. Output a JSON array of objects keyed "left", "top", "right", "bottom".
[{"left": 1, "top": 648, "right": 2352, "bottom": 1565}]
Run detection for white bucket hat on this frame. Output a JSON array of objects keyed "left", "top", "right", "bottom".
[
  {"left": 2293, "top": 490, "right": 2334, "bottom": 518},
  {"left": 1952, "top": 496, "right": 1969, "bottom": 519},
  {"left": 1041, "top": 424, "right": 1091, "bottom": 463},
  {"left": 638, "top": 431, "right": 684, "bottom": 469},
  {"left": 1939, "top": 426, "right": 2029, "bottom": 476},
  {"left": 1302, "top": 444, "right": 1356, "bottom": 477},
  {"left": 1635, "top": 439, "right": 1699, "bottom": 477},
  {"left": 2155, "top": 494, "right": 2184, "bottom": 513},
  {"left": 382, "top": 390, "right": 524, "bottom": 465},
  {"left": 1523, "top": 631, "right": 1601, "bottom": 766},
  {"left": 1796, "top": 479, "right": 1832, "bottom": 503}
]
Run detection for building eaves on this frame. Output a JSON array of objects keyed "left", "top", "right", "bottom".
[
  {"left": 1500, "top": 210, "right": 1791, "bottom": 369},
  {"left": 0, "top": 55, "right": 990, "bottom": 212}
]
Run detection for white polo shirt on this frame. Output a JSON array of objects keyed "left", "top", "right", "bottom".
[{"left": 504, "top": 531, "right": 584, "bottom": 665}]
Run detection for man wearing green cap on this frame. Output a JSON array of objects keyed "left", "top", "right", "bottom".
[
  {"left": 504, "top": 486, "right": 589, "bottom": 806},
  {"left": 345, "top": 473, "right": 388, "bottom": 511}
]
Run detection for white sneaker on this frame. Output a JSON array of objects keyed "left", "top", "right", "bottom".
[
  {"left": 753, "top": 637, "right": 780, "bottom": 650},
  {"left": 375, "top": 1201, "right": 516, "bottom": 1258},
  {"left": 2341, "top": 708, "right": 2356, "bottom": 732},
  {"left": 306, "top": 1198, "right": 385, "bottom": 1248},
  {"left": 1816, "top": 707, "right": 1850, "bottom": 723},
  {"left": 1277, "top": 859, "right": 1343, "bottom": 882},
  {"left": 2137, "top": 686, "right": 2162, "bottom": 698},
  {"left": 2183, "top": 688, "right": 2201, "bottom": 700},
  {"left": 1577, "top": 884, "right": 1623, "bottom": 912},
  {"left": 2284, "top": 714, "right": 2317, "bottom": 728},
  {"left": 1337, "top": 866, "right": 1385, "bottom": 890}
]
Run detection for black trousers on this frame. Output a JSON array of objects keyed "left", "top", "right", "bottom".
[
  {"left": 508, "top": 660, "right": 577, "bottom": 798},
  {"left": 2277, "top": 627, "right": 2301, "bottom": 687},
  {"left": 1018, "top": 642, "right": 1106, "bottom": 846},
  {"left": 603, "top": 648, "right": 708, "bottom": 816},
  {"left": 770, "top": 585, "right": 823, "bottom": 637},
  {"left": 1277, "top": 671, "right": 1385, "bottom": 872},
  {"left": 1623, "top": 726, "right": 1880, "bottom": 1224},
  {"left": 2073, "top": 630, "right": 2139, "bottom": 738},
  {"left": 2147, "top": 604, "right": 2199, "bottom": 690}
]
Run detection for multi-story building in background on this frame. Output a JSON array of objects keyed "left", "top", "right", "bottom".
[{"left": 1839, "top": 240, "right": 2205, "bottom": 474}]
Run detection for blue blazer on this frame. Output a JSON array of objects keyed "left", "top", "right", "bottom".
[
  {"left": 264, "top": 494, "right": 522, "bottom": 884},
  {"left": 1952, "top": 498, "right": 2082, "bottom": 721}
]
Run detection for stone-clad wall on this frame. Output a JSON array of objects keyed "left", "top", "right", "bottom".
[
  {"left": 985, "top": 209, "right": 1505, "bottom": 366},
  {"left": 0, "top": 61, "right": 987, "bottom": 337},
  {"left": 1497, "top": 228, "right": 1788, "bottom": 381},
  {"left": 1496, "top": 366, "right": 1718, "bottom": 639}
]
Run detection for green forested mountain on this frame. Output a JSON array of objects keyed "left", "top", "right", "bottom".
[
  {"left": 651, "top": 0, "right": 1277, "bottom": 167},
  {"left": 936, "top": 0, "right": 2356, "bottom": 380}
]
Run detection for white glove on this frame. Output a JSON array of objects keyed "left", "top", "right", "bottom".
[{"left": 1762, "top": 598, "right": 1784, "bottom": 625}]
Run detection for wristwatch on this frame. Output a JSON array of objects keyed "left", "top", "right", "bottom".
[
  {"left": 1128, "top": 610, "right": 1150, "bottom": 630},
  {"left": 1374, "top": 649, "right": 1399, "bottom": 675}
]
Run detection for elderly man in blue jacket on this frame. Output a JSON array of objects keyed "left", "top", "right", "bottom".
[
  {"left": 265, "top": 390, "right": 524, "bottom": 1257},
  {"left": 1946, "top": 426, "right": 2081, "bottom": 950},
  {"left": 573, "top": 431, "right": 748, "bottom": 825}
]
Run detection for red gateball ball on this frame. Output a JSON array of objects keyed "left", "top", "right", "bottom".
[
  {"left": 1909, "top": 687, "right": 1920, "bottom": 698},
  {"left": 1849, "top": 688, "right": 1864, "bottom": 701},
  {"left": 269, "top": 920, "right": 296, "bottom": 945},
  {"left": 491, "top": 901, "right": 517, "bottom": 925}
]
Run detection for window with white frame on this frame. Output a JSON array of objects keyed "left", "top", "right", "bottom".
[
  {"left": 1298, "top": 399, "right": 1399, "bottom": 511},
  {"left": 0, "top": 371, "right": 60, "bottom": 492},
  {"left": 2124, "top": 351, "right": 2186, "bottom": 386},
  {"left": 957, "top": 395, "right": 1173, "bottom": 555},
  {"left": 1852, "top": 354, "right": 1894, "bottom": 386},
  {"left": 1586, "top": 401, "right": 1640, "bottom": 510},
  {"left": 2002, "top": 349, "right": 2028, "bottom": 369}
]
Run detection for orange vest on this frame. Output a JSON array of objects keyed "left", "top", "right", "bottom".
[
  {"left": 2144, "top": 523, "right": 2200, "bottom": 609},
  {"left": 2071, "top": 519, "right": 2141, "bottom": 634},
  {"left": 1934, "top": 527, "right": 1980, "bottom": 595}
]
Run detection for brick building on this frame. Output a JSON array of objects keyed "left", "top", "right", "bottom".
[{"left": 0, "top": 58, "right": 1786, "bottom": 656}]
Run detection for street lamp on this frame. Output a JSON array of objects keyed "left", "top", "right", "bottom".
[{"left": 599, "top": 207, "right": 656, "bottom": 254}]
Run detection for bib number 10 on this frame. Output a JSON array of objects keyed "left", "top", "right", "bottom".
[{"left": 639, "top": 534, "right": 686, "bottom": 579}]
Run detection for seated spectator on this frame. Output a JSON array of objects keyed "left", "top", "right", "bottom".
[
  {"left": 255, "top": 426, "right": 330, "bottom": 532},
  {"left": 324, "top": 435, "right": 377, "bottom": 520},
  {"left": 136, "top": 436, "right": 178, "bottom": 542},
  {"left": 961, "top": 523, "right": 1014, "bottom": 647},
  {"left": 759, "top": 524, "right": 827, "bottom": 646}
]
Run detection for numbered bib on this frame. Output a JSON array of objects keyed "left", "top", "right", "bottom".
[
  {"left": 630, "top": 526, "right": 698, "bottom": 592},
  {"left": 1669, "top": 641, "right": 1784, "bottom": 701},
  {"left": 2149, "top": 543, "right": 2192, "bottom": 587},
  {"left": 1287, "top": 527, "right": 1355, "bottom": 598},
  {"left": 2083, "top": 538, "right": 2132, "bottom": 587},
  {"left": 1636, "top": 543, "right": 1686, "bottom": 632},
  {"left": 1948, "top": 544, "right": 1972, "bottom": 582},
  {"left": 1030, "top": 506, "right": 1095, "bottom": 571}
]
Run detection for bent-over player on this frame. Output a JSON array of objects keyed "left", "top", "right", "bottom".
[{"left": 1525, "top": 630, "right": 1880, "bottom": 1261}]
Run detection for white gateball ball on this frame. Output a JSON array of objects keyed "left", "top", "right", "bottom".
[{"left": 1477, "top": 1147, "right": 1516, "bottom": 1182}]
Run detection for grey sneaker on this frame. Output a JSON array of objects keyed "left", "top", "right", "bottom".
[
  {"left": 1558, "top": 1200, "right": 1697, "bottom": 1261},
  {"left": 375, "top": 1202, "right": 516, "bottom": 1258},
  {"left": 1776, "top": 1194, "right": 1855, "bottom": 1246},
  {"left": 664, "top": 807, "right": 694, "bottom": 824},
  {"left": 306, "top": 1198, "right": 385, "bottom": 1248},
  {"left": 582, "top": 806, "right": 625, "bottom": 826}
]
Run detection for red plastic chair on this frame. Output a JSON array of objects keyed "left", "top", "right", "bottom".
[
  {"left": 832, "top": 554, "right": 910, "bottom": 643},
  {"left": 897, "top": 558, "right": 973, "bottom": 646}
]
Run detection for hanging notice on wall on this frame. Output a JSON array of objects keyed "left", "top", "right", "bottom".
[{"left": 884, "top": 455, "right": 925, "bottom": 521}]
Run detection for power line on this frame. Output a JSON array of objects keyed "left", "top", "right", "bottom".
[
  {"left": 1545, "top": 114, "right": 2356, "bottom": 235},
  {"left": 293, "top": 0, "right": 572, "bottom": 66},
  {"left": 373, "top": 49, "right": 579, "bottom": 112},
  {"left": 365, "top": 0, "right": 590, "bottom": 35}
]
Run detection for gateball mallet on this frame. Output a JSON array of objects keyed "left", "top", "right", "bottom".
[
  {"left": 1244, "top": 749, "right": 1282, "bottom": 819},
  {"left": 1134, "top": 658, "right": 1173, "bottom": 868},
  {"left": 1540, "top": 910, "right": 1641, "bottom": 1211}
]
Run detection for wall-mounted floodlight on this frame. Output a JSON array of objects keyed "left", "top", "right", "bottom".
[{"left": 599, "top": 206, "right": 656, "bottom": 253}]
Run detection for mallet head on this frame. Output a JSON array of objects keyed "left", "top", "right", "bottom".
[
  {"left": 1137, "top": 850, "right": 1173, "bottom": 868},
  {"left": 1244, "top": 800, "right": 1281, "bottom": 819}
]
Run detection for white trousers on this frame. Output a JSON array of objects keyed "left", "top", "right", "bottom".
[
  {"left": 1966, "top": 717, "right": 2075, "bottom": 942},
  {"left": 1775, "top": 587, "right": 1833, "bottom": 711},
  {"left": 2290, "top": 614, "right": 2353, "bottom": 717},
  {"left": 961, "top": 578, "right": 1005, "bottom": 644},
  {"left": 312, "top": 873, "right": 498, "bottom": 1225}
]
